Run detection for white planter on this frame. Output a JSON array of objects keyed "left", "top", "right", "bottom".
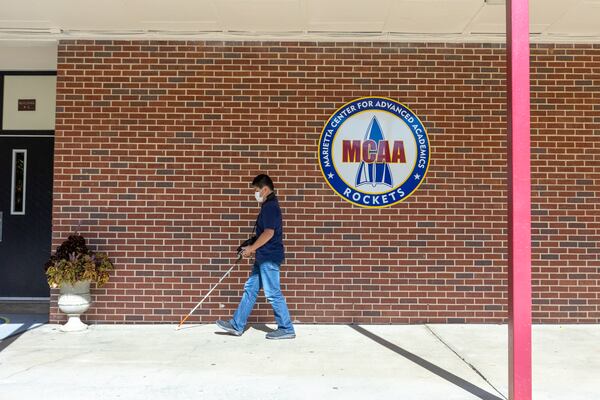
[{"left": 58, "top": 280, "right": 92, "bottom": 332}]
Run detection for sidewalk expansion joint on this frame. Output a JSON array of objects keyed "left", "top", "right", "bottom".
[{"left": 425, "top": 325, "right": 508, "bottom": 400}]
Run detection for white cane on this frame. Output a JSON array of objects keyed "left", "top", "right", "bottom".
[{"left": 175, "top": 253, "right": 243, "bottom": 330}]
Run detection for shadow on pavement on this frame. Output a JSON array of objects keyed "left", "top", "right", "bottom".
[
  {"left": 349, "top": 324, "right": 506, "bottom": 400},
  {"left": 0, "top": 330, "right": 26, "bottom": 353},
  {"left": 0, "top": 313, "right": 49, "bottom": 352}
]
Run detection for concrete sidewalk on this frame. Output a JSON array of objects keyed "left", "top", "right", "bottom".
[{"left": 0, "top": 323, "right": 598, "bottom": 400}]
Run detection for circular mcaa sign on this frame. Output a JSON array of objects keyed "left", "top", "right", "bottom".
[{"left": 318, "top": 97, "right": 430, "bottom": 208}]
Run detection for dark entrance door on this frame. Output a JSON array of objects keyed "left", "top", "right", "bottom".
[{"left": 0, "top": 136, "right": 53, "bottom": 298}]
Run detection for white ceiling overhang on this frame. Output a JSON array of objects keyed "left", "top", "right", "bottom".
[{"left": 0, "top": 0, "right": 600, "bottom": 43}]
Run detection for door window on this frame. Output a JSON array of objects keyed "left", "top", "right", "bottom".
[{"left": 11, "top": 149, "right": 27, "bottom": 215}]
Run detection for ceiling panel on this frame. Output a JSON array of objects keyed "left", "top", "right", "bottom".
[
  {"left": 546, "top": 0, "right": 600, "bottom": 36},
  {"left": 386, "top": 0, "right": 483, "bottom": 34},
  {"left": 529, "top": 0, "right": 575, "bottom": 32},
  {"left": 465, "top": 3, "right": 505, "bottom": 34},
  {"left": 216, "top": 0, "right": 304, "bottom": 32},
  {"left": 138, "top": 0, "right": 221, "bottom": 32},
  {"left": 306, "top": 0, "right": 390, "bottom": 32},
  {"left": 0, "top": 0, "right": 599, "bottom": 42}
]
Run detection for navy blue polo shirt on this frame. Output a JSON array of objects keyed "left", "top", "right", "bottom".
[{"left": 255, "top": 194, "right": 285, "bottom": 264}]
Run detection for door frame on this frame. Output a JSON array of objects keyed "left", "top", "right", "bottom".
[{"left": 1, "top": 69, "right": 56, "bottom": 300}]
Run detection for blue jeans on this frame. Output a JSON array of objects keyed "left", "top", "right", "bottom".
[{"left": 231, "top": 260, "right": 295, "bottom": 334}]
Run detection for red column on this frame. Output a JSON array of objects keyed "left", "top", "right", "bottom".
[{"left": 506, "top": 0, "right": 532, "bottom": 399}]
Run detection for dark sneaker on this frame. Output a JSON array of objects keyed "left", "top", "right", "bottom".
[
  {"left": 265, "top": 329, "right": 296, "bottom": 340},
  {"left": 216, "top": 320, "right": 243, "bottom": 336}
]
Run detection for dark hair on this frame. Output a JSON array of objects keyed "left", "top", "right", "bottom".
[{"left": 252, "top": 174, "right": 274, "bottom": 191}]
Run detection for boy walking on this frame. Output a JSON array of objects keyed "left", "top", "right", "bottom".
[{"left": 216, "top": 174, "right": 296, "bottom": 339}]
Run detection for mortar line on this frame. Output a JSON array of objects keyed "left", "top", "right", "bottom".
[{"left": 425, "top": 325, "right": 508, "bottom": 400}]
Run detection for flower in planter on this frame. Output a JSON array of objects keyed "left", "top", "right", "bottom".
[{"left": 45, "top": 233, "right": 115, "bottom": 289}]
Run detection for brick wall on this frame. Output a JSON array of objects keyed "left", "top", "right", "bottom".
[{"left": 50, "top": 40, "right": 600, "bottom": 325}]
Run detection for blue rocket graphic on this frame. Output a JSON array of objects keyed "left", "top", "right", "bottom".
[{"left": 355, "top": 116, "right": 394, "bottom": 188}]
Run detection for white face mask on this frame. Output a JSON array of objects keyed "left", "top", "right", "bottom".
[{"left": 255, "top": 190, "right": 264, "bottom": 203}]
